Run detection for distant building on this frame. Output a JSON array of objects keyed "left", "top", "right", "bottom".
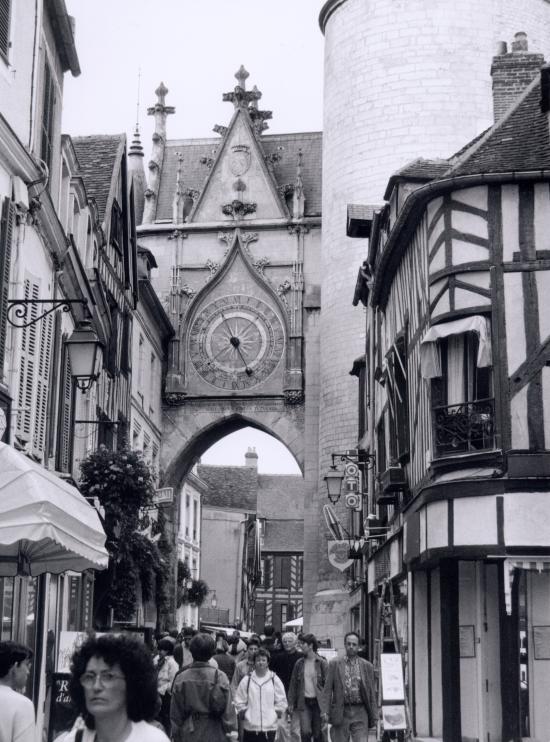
[{"left": 197, "top": 448, "right": 305, "bottom": 631}]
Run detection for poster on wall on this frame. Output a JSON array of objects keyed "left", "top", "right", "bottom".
[{"left": 57, "top": 631, "right": 89, "bottom": 673}]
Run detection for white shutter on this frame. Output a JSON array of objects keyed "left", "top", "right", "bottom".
[
  {"left": 32, "top": 310, "right": 54, "bottom": 456},
  {"left": 16, "top": 279, "right": 39, "bottom": 441}
]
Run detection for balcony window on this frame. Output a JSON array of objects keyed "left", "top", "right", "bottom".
[{"left": 421, "top": 316, "right": 494, "bottom": 457}]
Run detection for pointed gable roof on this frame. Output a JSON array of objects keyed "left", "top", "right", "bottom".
[
  {"left": 188, "top": 106, "right": 289, "bottom": 223},
  {"left": 72, "top": 134, "right": 126, "bottom": 223}
]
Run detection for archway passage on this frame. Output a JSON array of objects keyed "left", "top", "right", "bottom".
[
  {"left": 171, "top": 410, "right": 306, "bottom": 634},
  {"left": 161, "top": 401, "right": 305, "bottom": 490},
  {"left": 202, "top": 428, "right": 301, "bottom": 474}
]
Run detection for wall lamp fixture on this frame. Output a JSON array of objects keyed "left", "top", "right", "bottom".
[
  {"left": 323, "top": 448, "right": 376, "bottom": 505},
  {"left": 65, "top": 321, "right": 104, "bottom": 392}
]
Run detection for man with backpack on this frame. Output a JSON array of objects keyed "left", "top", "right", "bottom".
[{"left": 170, "top": 633, "right": 237, "bottom": 741}]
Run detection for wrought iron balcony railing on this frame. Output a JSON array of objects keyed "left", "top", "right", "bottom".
[{"left": 432, "top": 397, "right": 495, "bottom": 457}]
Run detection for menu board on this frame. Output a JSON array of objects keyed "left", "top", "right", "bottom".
[
  {"left": 47, "top": 674, "right": 79, "bottom": 742},
  {"left": 380, "top": 653, "right": 405, "bottom": 701}
]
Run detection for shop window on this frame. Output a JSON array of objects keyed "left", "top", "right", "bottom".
[
  {"left": 274, "top": 556, "right": 291, "bottom": 589},
  {"left": 0, "top": 1, "right": 11, "bottom": 63},
  {"left": 0, "top": 576, "right": 15, "bottom": 640}
]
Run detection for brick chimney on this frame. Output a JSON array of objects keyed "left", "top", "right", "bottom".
[
  {"left": 491, "top": 32, "right": 545, "bottom": 122},
  {"left": 244, "top": 447, "right": 258, "bottom": 469}
]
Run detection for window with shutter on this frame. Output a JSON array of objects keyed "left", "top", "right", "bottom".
[
  {"left": 0, "top": 0, "right": 11, "bottom": 63},
  {"left": 0, "top": 197, "right": 14, "bottom": 380},
  {"left": 274, "top": 556, "right": 291, "bottom": 589},
  {"left": 32, "top": 311, "right": 54, "bottom": 457},
  {"left": 56, "top": 344, "right": 73, "bottom": 472},
  {"left": 16, "top": 279, "right": 40, "bottom": 442},
  {"left": 40, "top": 62, "right": 56, "bottom": 172}
]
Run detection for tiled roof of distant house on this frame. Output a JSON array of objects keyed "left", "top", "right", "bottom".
[
  {"left": 257, "top": 474, "right": 304, "bottom": 519},
  {"left": 72, "top": 134, "right": 126, "bottom": 222},
  {"left": 197, "top": 464, "right": 257, "bottom": 512},
  {"left": 263, "top": 519, "right": 304, "bottom": 552}
]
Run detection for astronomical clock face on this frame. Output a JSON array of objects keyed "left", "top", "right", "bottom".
[{"left": 189, "top": 294, "right": 285, "bottom": 390}]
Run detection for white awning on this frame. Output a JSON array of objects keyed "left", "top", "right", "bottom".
[
  {"left": 0, "top": 443, "right": 108, "bottom": 576},
  {"left": 284, "top": 616, "right": 304, "bottom": 628},
  {"left": 504, "top": 557, "right": 550, "bottom": 615},
  {"left": 420, "top": 315, "right": 492, "bottom": 378}
]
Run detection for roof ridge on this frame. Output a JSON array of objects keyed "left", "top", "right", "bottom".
[{"left": 444, "top": 74, "right": 541, "bottom": 177}]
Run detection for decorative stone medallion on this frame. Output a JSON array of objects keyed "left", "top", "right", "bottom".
[
  {"left": 189, "top": 294, "right": 285, "bottom": 390},
  {"left": 230, "top": 145, "right": 251, "bottom": 176}
]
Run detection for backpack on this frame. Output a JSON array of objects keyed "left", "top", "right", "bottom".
[{"left": 209, "top": 669, "right": 228, "bottom": 718}]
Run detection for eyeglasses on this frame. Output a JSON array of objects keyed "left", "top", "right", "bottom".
[{"left": 80, "top": 671, "right": 126, "bottom": 688}]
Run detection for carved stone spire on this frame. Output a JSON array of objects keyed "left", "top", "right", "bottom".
[
  {"left": 129, "top": 124, "right": 144, "bottom": 157},
  {"left": 173, "top": 152, "right": 185, "bottom": 224},
  {"left": 293, "top": 148, "right": 305, "bottom": 219},
  {"left": 143, "top": 82, "right": 175, "bottom": 224},
  {"left": 222, "top": 65, "right": 258, "bottom": 109},
  {"left": 128, "top": 124, "right": 146, "bottom": 225}
]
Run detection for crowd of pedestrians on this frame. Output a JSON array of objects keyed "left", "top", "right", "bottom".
[{"left": 0, "top": 626, "right": 377, "bottom": 742}]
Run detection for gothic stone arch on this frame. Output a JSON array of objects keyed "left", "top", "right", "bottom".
[{"left": 161, "top": 401, "right": 304, "bottom": 488}]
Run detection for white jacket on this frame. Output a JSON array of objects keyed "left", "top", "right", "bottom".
[{"left": 234, "top": 670, "right": 287, "bottom": 732}]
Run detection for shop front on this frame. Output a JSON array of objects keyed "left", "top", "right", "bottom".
[
  {"left": 404, "top": 488, "right": 550, "bottom": 742},
  {"left": 0, "top": 442, "right": 108, "bottom": 737}
]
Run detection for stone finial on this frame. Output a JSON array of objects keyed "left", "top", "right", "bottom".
[
  {"left": 235, "top": 65, "right": 250, "bottom": 90},
  {"left": 129, "top": 124, "right": 144, "bottom": 157},
  {"left": 250, "top": 85, "right": 261, "bottom": 110},
  {"left": 156, "top": 81, "right": 169, "bottom": 105}
]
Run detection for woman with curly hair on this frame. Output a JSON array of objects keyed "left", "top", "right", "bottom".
[{"left": 57, "top": 634, "right": 169, "bottom": 742}]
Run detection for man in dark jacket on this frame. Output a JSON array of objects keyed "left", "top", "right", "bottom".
[
  {"left": 213, "top": 635, "right": 236, "bottom": 681},
  {"left": 319, "top": 631, "right": 376, "bottom": 742},
  {"left": 288, "top": 634, "right": 328, "bottom": 742},
  {"left": 171, "top": 633, "right": 237, "bottom": 742}
]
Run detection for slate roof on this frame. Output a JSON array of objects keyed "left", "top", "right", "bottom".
[
  {"left": 263, "top": 519, "right": 304, "bottom": 552},
  {"left": 196, "top": 464, "right": 257, "bottom": 512},
  {"left": 154, "top": 131, "right": 322, "bottom": 221},
  {"left": 445, "top": 76, "right": 550, "bottom": 177},
  {"left": 383, "top": 158, "right": 450, "bottom": 199},
  {"left": 257, "top": 474, "right": 304, "bottom": 519},
  {"left": 73, "top": 135, "right": 126, "bottom": 222}
]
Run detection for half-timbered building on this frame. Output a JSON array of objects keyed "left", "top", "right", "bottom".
[{"left": 351, "top": 46, "right": 550, "bottom": 742}]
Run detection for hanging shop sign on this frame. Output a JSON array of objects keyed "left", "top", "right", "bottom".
[
  {"left": 327, "top": 540, "right": 354, "bottom": 572},
  {"left": 153, "top": 487, "right": 174, "bottom": 505}
]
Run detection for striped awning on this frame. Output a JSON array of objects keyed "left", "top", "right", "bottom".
[{"left": 504, "top": 557, "right": 550, "bottom": 614}]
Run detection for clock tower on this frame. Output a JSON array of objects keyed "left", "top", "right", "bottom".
[{"left": 134, "top": 73, "right": 322, "bottom": 549}]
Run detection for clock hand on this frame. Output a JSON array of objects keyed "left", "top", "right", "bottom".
[{"left": 229, "top": 336, "right": 253, "bottom": 376}]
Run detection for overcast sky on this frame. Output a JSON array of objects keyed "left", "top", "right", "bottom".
[{"left": 63, "top": 1, "right": 320, "bottom": 474}]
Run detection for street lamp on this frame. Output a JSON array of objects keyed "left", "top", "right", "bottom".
[
  {"left": 65, "top": 321, "right": 103, "bottom": 392},
  {"left": 324, "top": 466, "right": 344, "bottom": 504}
]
